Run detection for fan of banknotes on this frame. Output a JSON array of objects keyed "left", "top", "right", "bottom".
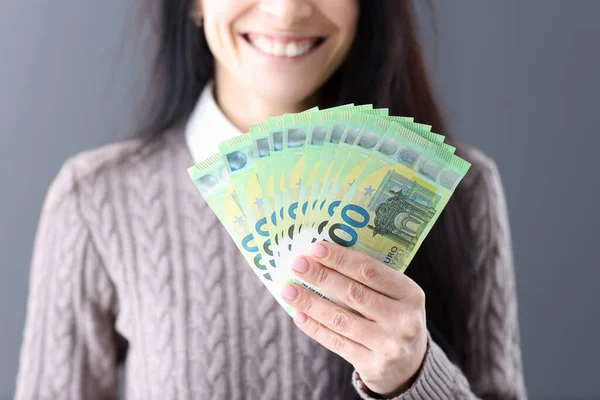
[{"left": 188, "top": 104, "right": 471, "bottom": 314}]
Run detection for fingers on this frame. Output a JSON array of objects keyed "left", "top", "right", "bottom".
[
  {"left": 308, "top": 242, "right": 424, "bottom": 305},
  {"left": 280, "top": 282, "right": 381, "bottom": 351},
  {"left": 290, "top": 256, "right": 399, "bottom": 322},
  {"left": 291, "top": 309, "right": 373, "bottom": 366}
]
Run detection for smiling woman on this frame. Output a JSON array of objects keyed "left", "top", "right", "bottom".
[
  {"left": 14, "top": 1, "right": 527, "bottom": 399},
  {"left": 199, "top": 0, "right": 359, "bottom": 131}
]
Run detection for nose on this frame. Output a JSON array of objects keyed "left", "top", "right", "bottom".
[{"left": 258, "top": 0, "right": 313, "bottom": 24}]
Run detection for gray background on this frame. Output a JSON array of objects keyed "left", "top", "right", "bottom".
[{"left": 0, "top": 0, "right": 598, "bottom": 399}]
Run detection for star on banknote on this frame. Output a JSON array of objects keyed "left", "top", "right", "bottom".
[
  {"left": 364, "top": 185, "right": 375, "bottom": 196},
  {"left": 253, "top": 197, "right": 264, "bottom": 207}
]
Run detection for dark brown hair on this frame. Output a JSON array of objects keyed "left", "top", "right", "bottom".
[{"left": 141, "top": 0, "right": 473, "bottom": 367}]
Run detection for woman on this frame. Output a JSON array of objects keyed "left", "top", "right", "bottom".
[{"left": 15, "top": 1, "right": 526, "bottom": 399}]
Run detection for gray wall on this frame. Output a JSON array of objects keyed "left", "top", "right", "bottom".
[
  {"left": 0, "top": 1, "right": 149, "bottom": 399},
  {"left": 427, "top": 2, "right": 600, "bottom": 399},
  {"left": 0, "top": 1, "right": 598, "bottom": 399}
]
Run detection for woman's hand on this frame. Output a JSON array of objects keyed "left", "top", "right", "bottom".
[{"left": 280, "top": 241, "right": 428, "bottom": 398}]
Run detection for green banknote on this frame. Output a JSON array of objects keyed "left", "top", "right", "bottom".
[
  {"left": 292, "top": 110, "right": 335, "bottom": 241},
  {"left": 294, "top": 114, "right": 453, "bottom": 253},
  {"left": 280, "top": 104, "right": 356, "bottom": 252},
  {"left": 187, "top": 104, "right": 472, "bottom": 315},
  {"left": 293, "top": 109, "right": 352, "bottom": 251},
  {"left": 316, "top": 123, "right": 470, "bottom": 271},
  {"left": 188, "top": 155, "right": 296, "bottom": 313},
  {"left": 218, "top": 134, "right": 280, "bottom": 277},
  {"left": 278, "top": 112, "right": 313, "bottom": 257},
  {"left": 266, "top": 109, "right": 319, "bottom": 254},
  {"left": 302, "top": 113, "right": 450, "bottom": 232},
  {"left": 302, "top": 108, "right": 381, "bottom": 233},
  {"left": 322, "top": 116, "right": 455, "bottom": 207},
  {"left": 324, "top": 116, "right": 456, "bottom": 209},
  {"left": 313, "top": 109, "right": 389, "bottom": 212},
  {"left": 248, "top": 122, "right": 284, "bottom": 265},
  {"left": 279, "top": 110, "right": 455, "bottom": 269}
]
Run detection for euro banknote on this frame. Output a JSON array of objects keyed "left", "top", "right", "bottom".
[{"left": 188, "top": 105, "right": 471, "bottom": 313}]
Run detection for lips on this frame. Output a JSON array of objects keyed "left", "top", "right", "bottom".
[{"left": 243, "top": 33, "right": 325, "bottom": 58}]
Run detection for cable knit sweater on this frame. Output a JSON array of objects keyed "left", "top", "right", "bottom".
[{"left": 14, "top": 125, "right": 527, "bottom": 399}]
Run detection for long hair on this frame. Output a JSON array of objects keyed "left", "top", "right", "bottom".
[{"left": 140, "top": 0, "right": 473, "bottom": 368}]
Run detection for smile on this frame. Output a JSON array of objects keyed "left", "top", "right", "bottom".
[{"left": 242, "top": 33, "right": 325, "bottom": 58}]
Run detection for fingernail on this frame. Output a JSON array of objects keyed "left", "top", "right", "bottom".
[
  {"left": 281, "top": 284, "right": 298, "bottom": 301},
  {"left": 291, "top": 258, "right": 309, "bottom": 274},
  {"left": 293, "top": 310, "right": 307, "bottom": 324},
  {"left": 311, "top": 243, "right": 328, "bottom": 258}
]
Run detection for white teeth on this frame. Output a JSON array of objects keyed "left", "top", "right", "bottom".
[
  {"left": 272, "top": 41, "right": 285, "bottom": 56},
  {"left": 285, "top": 42, "right": 299, "bottom": 57},
  {"left": 259, "top": 37, "right": 272, "bottom": 54},
  {"left": 248, "top": 35, "right": 318, "bottom": 58}
]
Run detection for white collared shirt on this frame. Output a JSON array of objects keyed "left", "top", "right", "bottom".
[{"left": 185, "top": 81, "right": 242, "bottom": 162}]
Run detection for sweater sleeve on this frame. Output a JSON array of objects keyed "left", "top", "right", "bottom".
[
  {"left": 351, "top": 160, "right": 527, "bottom": 399},
  {"left": 15, "top": 161, "right": 120, "bottom": 400}
]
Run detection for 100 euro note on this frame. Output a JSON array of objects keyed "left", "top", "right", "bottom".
[
  {"left": 282, "top": 106, "right": 369, "bottom": 242},
  {"left": 307, "top": 113, "right": 427, "bottom": 237},
  {"left": 299, "top": 107, "right": 384, "bottom": 242},
  {"left": 249, "top": 122, "right": 283, "bottom": 265},
  {"left": 317, "top": 125, "right": 471, "bottom": 272},
  {"left": 255, "top": 108, "right": 318, "bottom": 263},
  {"left": 216, "top": 120, "right": 333, "bottom": 298},
  {"left": 293, "top": 115, "right": 453, "bottom": 256},
  {"left": 284, "top": 107, "right": 387, "bottom": 259},
  {"left": 187, "top": 154, "right": 294, "bottom": 314},
  {"left": 301, "top": 111, "right": 442, "bottom": 237},
  {"left": 278, "top": 104, "right": 356, "bottom": 257},
  {"left": 322, "top": 114, "right": 455, "bottom": 208},
  {"left": 294, "top": 111, "right": 415, "bottom": 236},
  {"left": 218, "top": 134, "right": 280, "bottom": 278},
  {"left": 276, "top": 112, "right": 314, "bottom": 259},
  {"left": 312, "top": 109, "right": 389, "bottom": 217},
  {"left": 324, "top": 116, "right": 457, "bottom": 206},
  {"left": 278, "top": 122, "right": 470, "bottom": 303},
  {"left": 301, "top": 106, "right": 374, "bottom": 210},
  {"left": 291, "top": 111, "right": 334, "bottom": 245}
]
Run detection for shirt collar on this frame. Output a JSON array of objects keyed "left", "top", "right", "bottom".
[{"left": 185, "top": 80, "right": 242, "bottom": 163}]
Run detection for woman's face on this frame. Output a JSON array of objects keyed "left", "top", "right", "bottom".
[{"left": 198, "top": 0, "right": 359, "bottom": 106}]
